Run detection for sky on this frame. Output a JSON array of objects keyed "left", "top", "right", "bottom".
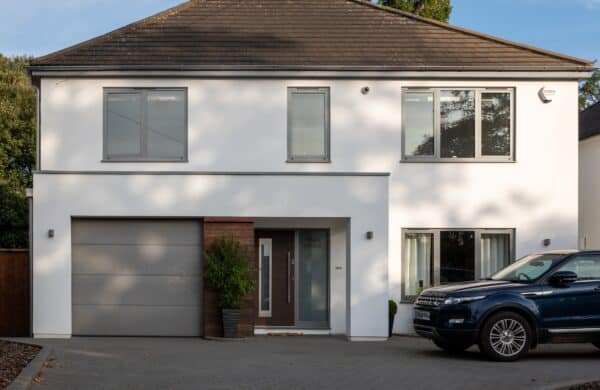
[{"left": 0, "top": 0, "right": 598, "bottom": 65}]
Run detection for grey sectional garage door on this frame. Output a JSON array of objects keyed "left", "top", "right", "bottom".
[{"left": 72, "top": 219, "right": 202, "bottom": 336}]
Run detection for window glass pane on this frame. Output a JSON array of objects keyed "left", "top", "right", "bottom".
[
  {"left": 106, "top": 93, "right": 141, "bottom": 157},
  {"left": 480, "top": 233, "right": 510, "bottom": 278},
  {"left": 559, "top": 256, "right": 600, "bottom": 280},
  {"left": 298, "top": 230, "right": 328, "bottom": 323},
  {"left": 260, "top": 242, "right": 271, "bottom": 312},
  {"left": 289, "top": 91, "right": 327, "bottom": 160},
  {"left": 482, "top": 92, "right": 511, "bottom": 156},
  {"left": 403, "top": 233, "right": 433, "bottom": 299},
  {"left": 403, "top": 92, "right": 434, "bottom": 157},
  {"left": 440, "top": 90, "right": 475, "bottom": 158},
  {"left": 147, "top": 90, "right": 186, "bottom": 159},
  {"left": 440, "top": 231, "right": 475, "bottom": 283}
]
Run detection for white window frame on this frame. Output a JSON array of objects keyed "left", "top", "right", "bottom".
[
  {"left": 401, "top": 87, "right": 515, "bottom": 162},
  {"left": 258, "top": 238, "right": 273, "bottom": 318},
  {"left": 287, "top": 87, "right": 331, "bottom": 163},
  {"left": 401, "top": 228, "right": 515, "bottom": 303}
]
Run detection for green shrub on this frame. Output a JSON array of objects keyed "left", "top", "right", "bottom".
[
  {"left": 389, "top": 300, "right": 398, "bottom": 317},
  {"left": 204, "top": 236, "right": 255, "bottom": 309}
]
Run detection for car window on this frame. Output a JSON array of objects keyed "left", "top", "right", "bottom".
[
  {"left": 557, "top": 255, "right": 600, "bottom": 280},
  {"left": 491, "top": 254, "right": 564, "bottom": 282}
]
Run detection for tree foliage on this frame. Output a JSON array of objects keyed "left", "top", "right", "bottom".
[
  {"left": 0, "top": 55, "right": 35, "bottom": 248},
  {"left": 580, "top": 68, "right": 600, "bottom": 111},
  {"left": 204, "top": 236, "right": 255, "bottom": 309},
  {"left": 379, "top": 0, "right": 452, "bottom": 22}
]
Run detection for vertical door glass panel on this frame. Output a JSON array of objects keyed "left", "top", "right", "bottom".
[
  {"left": 259, "top": 240, "right": 271, "bottom": 316},
  {"left": 147, "top": 90, "right": 186, "bottom": 159},
  {"left": 480, "top": 233, "right": 511, "bottom": 278},
  {"left": 440, "top": 231, "right": 475, "bottom": 283},
  {"left": 289, "top": 91, "right": 328, "bottom": 160},
  {"left": 403, "top": 92, "right": 435, "bottom": 157},
  {"left": 297, "top": 230, "right": 328, "bottom": 323},
  {"left": 106, "top": 93, "right": 142, "bottom": 157},
  {"left": 403, "top": 233, "right": 433, "bottom": 299},
  {"left": 481, "top": 92, "right": 511, "bottom": 156},
  {"left": 440, "top": 90, "right": 475, "bottom": 158}
]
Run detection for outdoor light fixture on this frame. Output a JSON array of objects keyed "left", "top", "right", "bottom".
[
  {"left": 48, "top": 229, "right": 54, "bottom": 238},
  {"left": 543, "top": 238, "right": 551, "bottom": 247},
  {"left": 361, "top": 86, "right": 370, "bottom": 95},
  {"left": 538, "top": 87, "right": 556, "bottom": 103},
  {"left": 366, "top": 231, "right": 374, "bottom": 240}
]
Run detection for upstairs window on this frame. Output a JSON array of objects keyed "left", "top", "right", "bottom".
[
  {"left": 287, "top": 87, "right": 330, "bottom": 162},
  {"left": 104, "top": 88, "right": 188, "bottom": 161},
  {"left": 402, "top": 88, "right": 514, "bottom": 161}
]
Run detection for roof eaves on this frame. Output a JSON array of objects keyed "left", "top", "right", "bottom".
[{"left": 27, "top": 64, "right": 594, "bottom": 72}]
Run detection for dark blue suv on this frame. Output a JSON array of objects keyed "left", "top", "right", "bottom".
[{"left": 413, "top": 250, "right": 600, "bottom": 361}]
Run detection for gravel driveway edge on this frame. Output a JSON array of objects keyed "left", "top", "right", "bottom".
[{"left": 6, "top": 346, "right": 52, "bottom": 390}]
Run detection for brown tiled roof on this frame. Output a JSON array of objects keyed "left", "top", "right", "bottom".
[
  {"left": 30, "top": 0, "right": 593, "bottom": 71},
  {"left": 580, "top": 102, "right": 600, "bottom": 140}
]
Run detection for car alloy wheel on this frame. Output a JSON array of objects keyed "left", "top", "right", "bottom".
[
  {"left": 479, "top": 311, "right": 532, "bottom": 362},
  {"left": 489, "top": 319, "right": 527, "bottom": 357}
]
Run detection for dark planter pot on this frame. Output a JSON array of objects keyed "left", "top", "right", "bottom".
[
  {"left": 389, "top": 315, "right": 395, "bottom": 337},
  {"left": 222, "top": 308, "right": 240, "bottom": 338}
]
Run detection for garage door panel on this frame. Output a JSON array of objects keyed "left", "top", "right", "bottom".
[
  {"left": 72, "top": 305, "right": 201, "bottom": 336},
  {"left": 72, "top": 275, "right": 202, "bottom": 306},
  {"left": 72, "top": 220, "right": 201, "bottom": 246},
  {"left": 71, "top": 219, "right": 203, "bottom": 336},
  {"left": 72, "top": 245, "right": 201, "bottom": 275}
]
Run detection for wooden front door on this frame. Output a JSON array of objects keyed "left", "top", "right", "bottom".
[{"left": 255, "top": 230, "right": 295, "bottom": 326}]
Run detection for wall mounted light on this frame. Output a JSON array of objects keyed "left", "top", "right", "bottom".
[
  {"left": 366, "top": 231, "right": 374, "bottom": 240},
  {"left": 48, "top": 229, "right": 54, "bottom": 238},
  {"left": 543, "top": 238, "right": 551, "bottom": 247},
  {"left": 361, "top": 86, "right": 370, "bottom": 95},
  {"left": 538, "top": 87, "right": 556, "bottom": 103}
]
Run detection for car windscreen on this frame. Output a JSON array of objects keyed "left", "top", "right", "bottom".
[{"left": 490, "top": 253, "right": 565, "bottom": 282}]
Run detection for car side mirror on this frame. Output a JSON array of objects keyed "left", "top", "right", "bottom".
[{"left": 549, "top": 270, "right": 578, "bottom": 286}]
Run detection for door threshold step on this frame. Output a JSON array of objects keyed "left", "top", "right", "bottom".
[
  {"left": 254, "top": 328, "right": 331, "bottom": 336},
  {"left": 266, "top": 332, "right": 305, "bottom": 336}
]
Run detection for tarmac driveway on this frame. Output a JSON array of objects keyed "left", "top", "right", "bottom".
[{"left": 17, "top": 336, "right": 600, "bottom": 390}]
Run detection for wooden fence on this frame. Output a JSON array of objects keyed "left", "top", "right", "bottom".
[{"left": 0, "top": 249, "right": 30, "bottom": 336}]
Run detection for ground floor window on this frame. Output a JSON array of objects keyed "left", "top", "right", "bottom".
[{"left": 402, "top": 228, "right": 514, "bottom": 302}]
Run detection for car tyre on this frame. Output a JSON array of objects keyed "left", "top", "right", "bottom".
[
  {"left": 478, "top": 311, "right": 532, "bottom": 362},
  {"left": 433, "top": 339, "right": 472, "bottom": 353}
]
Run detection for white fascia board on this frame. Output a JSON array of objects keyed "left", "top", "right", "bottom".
[{"left": 30, "top": 70, "right": 593, "bottom": 80}]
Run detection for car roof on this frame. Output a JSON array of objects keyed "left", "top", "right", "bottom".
[
  {"left": 534, "top": 249, "right": 579, "bottom": 256},
  {"left": 532, "top": 249, "right": 600, "bottom": 257}
]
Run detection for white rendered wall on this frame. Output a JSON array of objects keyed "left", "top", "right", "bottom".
[
  {"left": 38, "top": 77, "right": 579, "bottom": 335},
  {"left": 580, "top": 135, "right": 600, "bottom": 249},
  {"left": 32, "top": 173, "right": 388, "bottom": 338}
]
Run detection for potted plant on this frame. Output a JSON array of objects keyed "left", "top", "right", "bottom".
[
  {"left": 204, "top": 236, "right": 255, "bottom": 338},
  {"left": 388, "top": 300, "right": 398, "bottom": 337}
]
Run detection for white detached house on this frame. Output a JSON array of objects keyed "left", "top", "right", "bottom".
[{"left": 28, "top": 0, "right": 593, "bottom": 340}]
